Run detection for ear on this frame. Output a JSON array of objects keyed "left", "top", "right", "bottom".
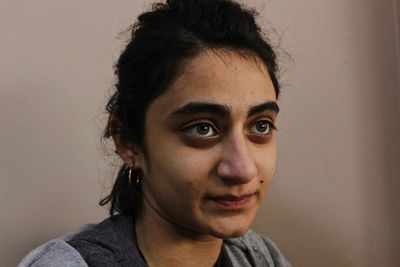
[{"left": 109, "top": 115, "right": 143, "bottom": 168}]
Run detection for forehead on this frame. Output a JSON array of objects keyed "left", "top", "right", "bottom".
[{"left": 149, "top": 49, "right": 276, "bottom": 115}]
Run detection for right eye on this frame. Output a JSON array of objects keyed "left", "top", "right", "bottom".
[{"left": 184, "top": 122, "right": 217, "bottom": 137}]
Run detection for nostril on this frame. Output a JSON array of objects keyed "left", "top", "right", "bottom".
[{"left": 216, "top": 157, "right": 257, "bottom": 184}]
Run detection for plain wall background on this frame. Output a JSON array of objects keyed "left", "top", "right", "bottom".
[{"left": 1, "top": 0, "right": 399, "bottom": 266}]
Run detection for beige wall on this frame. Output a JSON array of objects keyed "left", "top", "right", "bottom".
[
  {"left": 1, "top": 0, "right": 399, "bottom": 266},
  {"left": 252, "top": 0, "right": 400, "bottom": 266}
]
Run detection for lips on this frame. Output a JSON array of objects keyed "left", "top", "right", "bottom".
[
  {"left": 206, "top": 193, "right": 254, "bottom": 210},
  {"left": 209, "top": 193, "right": 253, "bottom": 201}
]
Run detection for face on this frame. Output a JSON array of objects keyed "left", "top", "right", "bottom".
[{"left": 134, "top": 49, "right": 278, "bottom": 239}]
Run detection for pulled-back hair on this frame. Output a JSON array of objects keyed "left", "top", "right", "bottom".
[{"left": 100, "top": 0, "right": 280, "bottom": 217}]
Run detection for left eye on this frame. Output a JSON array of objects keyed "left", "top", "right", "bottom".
[
  {"left": 250, "top": 120, "right": 273, "bottom": 135},
  {"left": 185, "top": 123, "right": 216, "bottom": 137}
]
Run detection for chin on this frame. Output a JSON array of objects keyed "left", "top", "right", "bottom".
[
  {"left": 198, "top": 206, "right": 259, "bottom": 239},
  {"left": 211, "top": 228, "right": 249, "bottom": 239},
  {"left": 207, "top": 220, "right": 252, "bottom": 239}
]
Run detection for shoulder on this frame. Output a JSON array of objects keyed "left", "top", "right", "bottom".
[
  {"left": 223, "top": 229, "right": 292, "bottom": 267},
  {"left": 19, "top": 215, "right": 145, "bottom": 267},
  {"left": 66, "top": 215, "right": 144, "bottom": 266},
  {"left": 18, "top": 225, "right": 92, "bottom": 267}
]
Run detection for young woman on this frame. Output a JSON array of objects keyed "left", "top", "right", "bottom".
[{"left": 20, "top": 0, "right": 291, "bottom": 266}]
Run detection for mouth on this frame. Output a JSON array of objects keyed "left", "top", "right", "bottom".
[{"left": 206, "top": 193, "right": 255, "bottom": 210}]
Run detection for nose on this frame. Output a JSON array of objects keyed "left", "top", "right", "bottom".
[{"left": 216, "top": 131, "right": 257, "bottom": 184}]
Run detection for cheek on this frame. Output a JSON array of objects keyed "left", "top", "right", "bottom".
[
  {"left": 145, "top": 138, "right": 214, "bottom": 194},
  {"left": 256, "top": 144, "right": 277, "bottom": 184},
  {"left": 169, "top": 148, "right": 216, "bottom": 188}
]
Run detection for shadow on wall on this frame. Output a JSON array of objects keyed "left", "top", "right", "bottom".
[{"left": 255, "top": 185, "right": 366, "bottom": 267}]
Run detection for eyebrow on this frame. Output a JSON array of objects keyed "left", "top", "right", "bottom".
[
  {"left": 169, "top": 102, "right": 231, "bottom": 118},
  {"left": 247, "top": 101, "right": 279, "bottom": 117},
  {"left": 169, "top": 101, "right": 279, "bottom": 118}
]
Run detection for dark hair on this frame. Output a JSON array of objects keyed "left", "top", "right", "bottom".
[{"left": 100, "top": 0, "right": 280, "bottom": 217}]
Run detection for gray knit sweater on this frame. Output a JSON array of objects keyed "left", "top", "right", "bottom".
[{"left": 19, "top": 215, "right": 292, "bottom": 267}]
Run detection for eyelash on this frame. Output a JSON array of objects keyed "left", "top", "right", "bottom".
[
  {"left": 182, "top": 119, "right": 277, "bottom": 138},
  {"left": 183, "top": 122, "right": 218, "bottom": 138},
  {"left": 249, "top": 120, "right": 277, "bottom": 135}
]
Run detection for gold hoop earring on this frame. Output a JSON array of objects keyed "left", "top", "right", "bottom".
[
  {"left": 128, "top": 167, "right": 141, "bottom": 187},
  {"left": 128, "top": 168, "right": 132, "bottom": 185}
]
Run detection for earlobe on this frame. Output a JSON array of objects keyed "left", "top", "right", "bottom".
[
  {"left": 112, "top": 133, "right": 145, "bottom": 168},
  {"left": 109, "top": 115, "right": 143, "bottom": 168},
  {"left": 114, "top": 144, "right": 135, "bottom": 167}
]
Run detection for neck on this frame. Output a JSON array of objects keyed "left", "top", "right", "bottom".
[{"left": 134, "top": 205, "right": 223, "bottom": 267}]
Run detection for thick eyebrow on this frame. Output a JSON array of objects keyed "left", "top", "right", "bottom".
[
  {"left": 248, "top": 101, "right": 279, "bottom": 117},
  {"left": 168, "top": 100, "right": 279, "bottom": 119},
  {"left": 169, "top": 102, "right": 231, "bottom": 118}
]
